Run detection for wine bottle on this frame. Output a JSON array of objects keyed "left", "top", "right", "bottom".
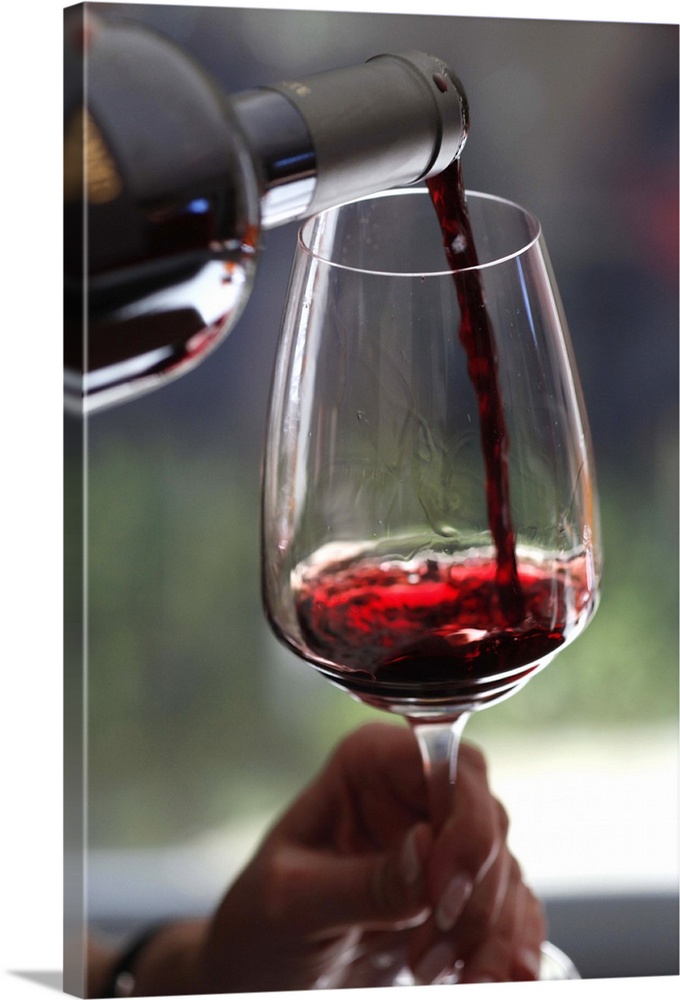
[{"left": 63, "top": 12, "right": 468, "bottom": 412}]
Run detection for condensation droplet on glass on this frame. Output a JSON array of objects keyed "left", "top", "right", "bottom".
[
  {"left": 451, "top": 233, "right": 467, "bottom": 254},
  {"left": 437, "top": 523, "right": 459, "bottom": 538},
  {"left": 356, "top": 409, "right": 368, "bottom": 423}
]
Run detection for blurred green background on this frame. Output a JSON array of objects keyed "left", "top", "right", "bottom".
[{"left": 73, "top": 5, "right": 677, "bottom": 893}]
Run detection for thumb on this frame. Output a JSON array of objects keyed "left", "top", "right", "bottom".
[{"left": 281, "top": 823, "right": 432, "bottom": 933}]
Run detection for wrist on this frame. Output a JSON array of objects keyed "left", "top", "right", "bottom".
[
  {"left": 133, "top": 920, "right": 209, "bottom": 996},
  {"left": 100, "top": 920, "right": 208, "bottom": 997}
]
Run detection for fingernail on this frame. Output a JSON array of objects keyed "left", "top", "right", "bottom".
[
  {"left": 399, "top": 827, "right": 421, "bottom": 886},
  {"left": 435, "top": 874, "right": 474, "bottom": 932},
  {"left": 518, "top": 946, "right": 542, "bottom": 979},
  {"left": 414, "top": 941, "right": 454, "bottom": 984}
]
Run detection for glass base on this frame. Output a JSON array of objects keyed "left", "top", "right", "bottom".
[
  {"left": 539, "top": 941, "right": 581, "bottom": 980},
  {"left": 393, "top": 943, "right": 579, "bottom": 985},
  {"left": 317, "top": 939, "right": 579, "bottom": 988}
]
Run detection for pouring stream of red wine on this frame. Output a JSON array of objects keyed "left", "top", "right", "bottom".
[{"left": 426, "top": 160, "right": 525, "bottom": 625}]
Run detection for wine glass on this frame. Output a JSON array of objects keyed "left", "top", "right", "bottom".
[{"left": 261, "top": 186, "right": 601, "bottom": 983}]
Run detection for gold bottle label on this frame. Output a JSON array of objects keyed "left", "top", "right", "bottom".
[{"left": 63, "top": 108, "right": 123, "bottom": 204}]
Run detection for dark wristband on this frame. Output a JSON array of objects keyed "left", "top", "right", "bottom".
[{"left": 100, "top": 922, "right": 169, "bottom": 998}]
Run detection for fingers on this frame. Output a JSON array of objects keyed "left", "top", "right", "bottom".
[
  {"left": 434, "top": 798, "right": 511, "bottom": 958},
  {"left": 258, "top": 821, "right": 433, "bottom": 936},
  {"left": 407, "top": 744, "right": 546, "bottom": 985},
  {"left": 371, "top": 823, "right": 433, "bottom": 929},
  {"left": 430, "top": 743, "right": 505, "bottom": 897},
  {"left": 410, "top": 743, "right": 505, "bottom": 967},
  {"left": 457, "top": 860, "right": 535, "bottom": 984},
  {"left": 408, "top": 826, "right": 512, "bottom": 984},
  {"left": 277, "top": 723, "right": 427, "bottom": 851},
  {"left": 509, "top": 885, "right": 547, "bottom": 981},
  {"left": 409, "top": 853, "right": 545, "bottom": 985},
  {"left": 263, "top": 726, "right": 545, "bottom": 988}
]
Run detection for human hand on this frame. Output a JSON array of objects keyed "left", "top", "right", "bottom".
[{"left": 188, "top": 721, "right": 546, "bottom": 992}]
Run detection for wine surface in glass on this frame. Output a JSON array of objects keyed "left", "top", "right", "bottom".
[{"left": 289, "top": 544, "right": 593, "bottom": 706}]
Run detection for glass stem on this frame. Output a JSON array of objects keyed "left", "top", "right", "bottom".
[{"left": 409, "top": 714, "right": 470, "bottom": 831}]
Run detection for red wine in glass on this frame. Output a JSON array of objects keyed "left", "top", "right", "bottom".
[{"left": 291, "top": 547, "right": 593, "bottom": 707}]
